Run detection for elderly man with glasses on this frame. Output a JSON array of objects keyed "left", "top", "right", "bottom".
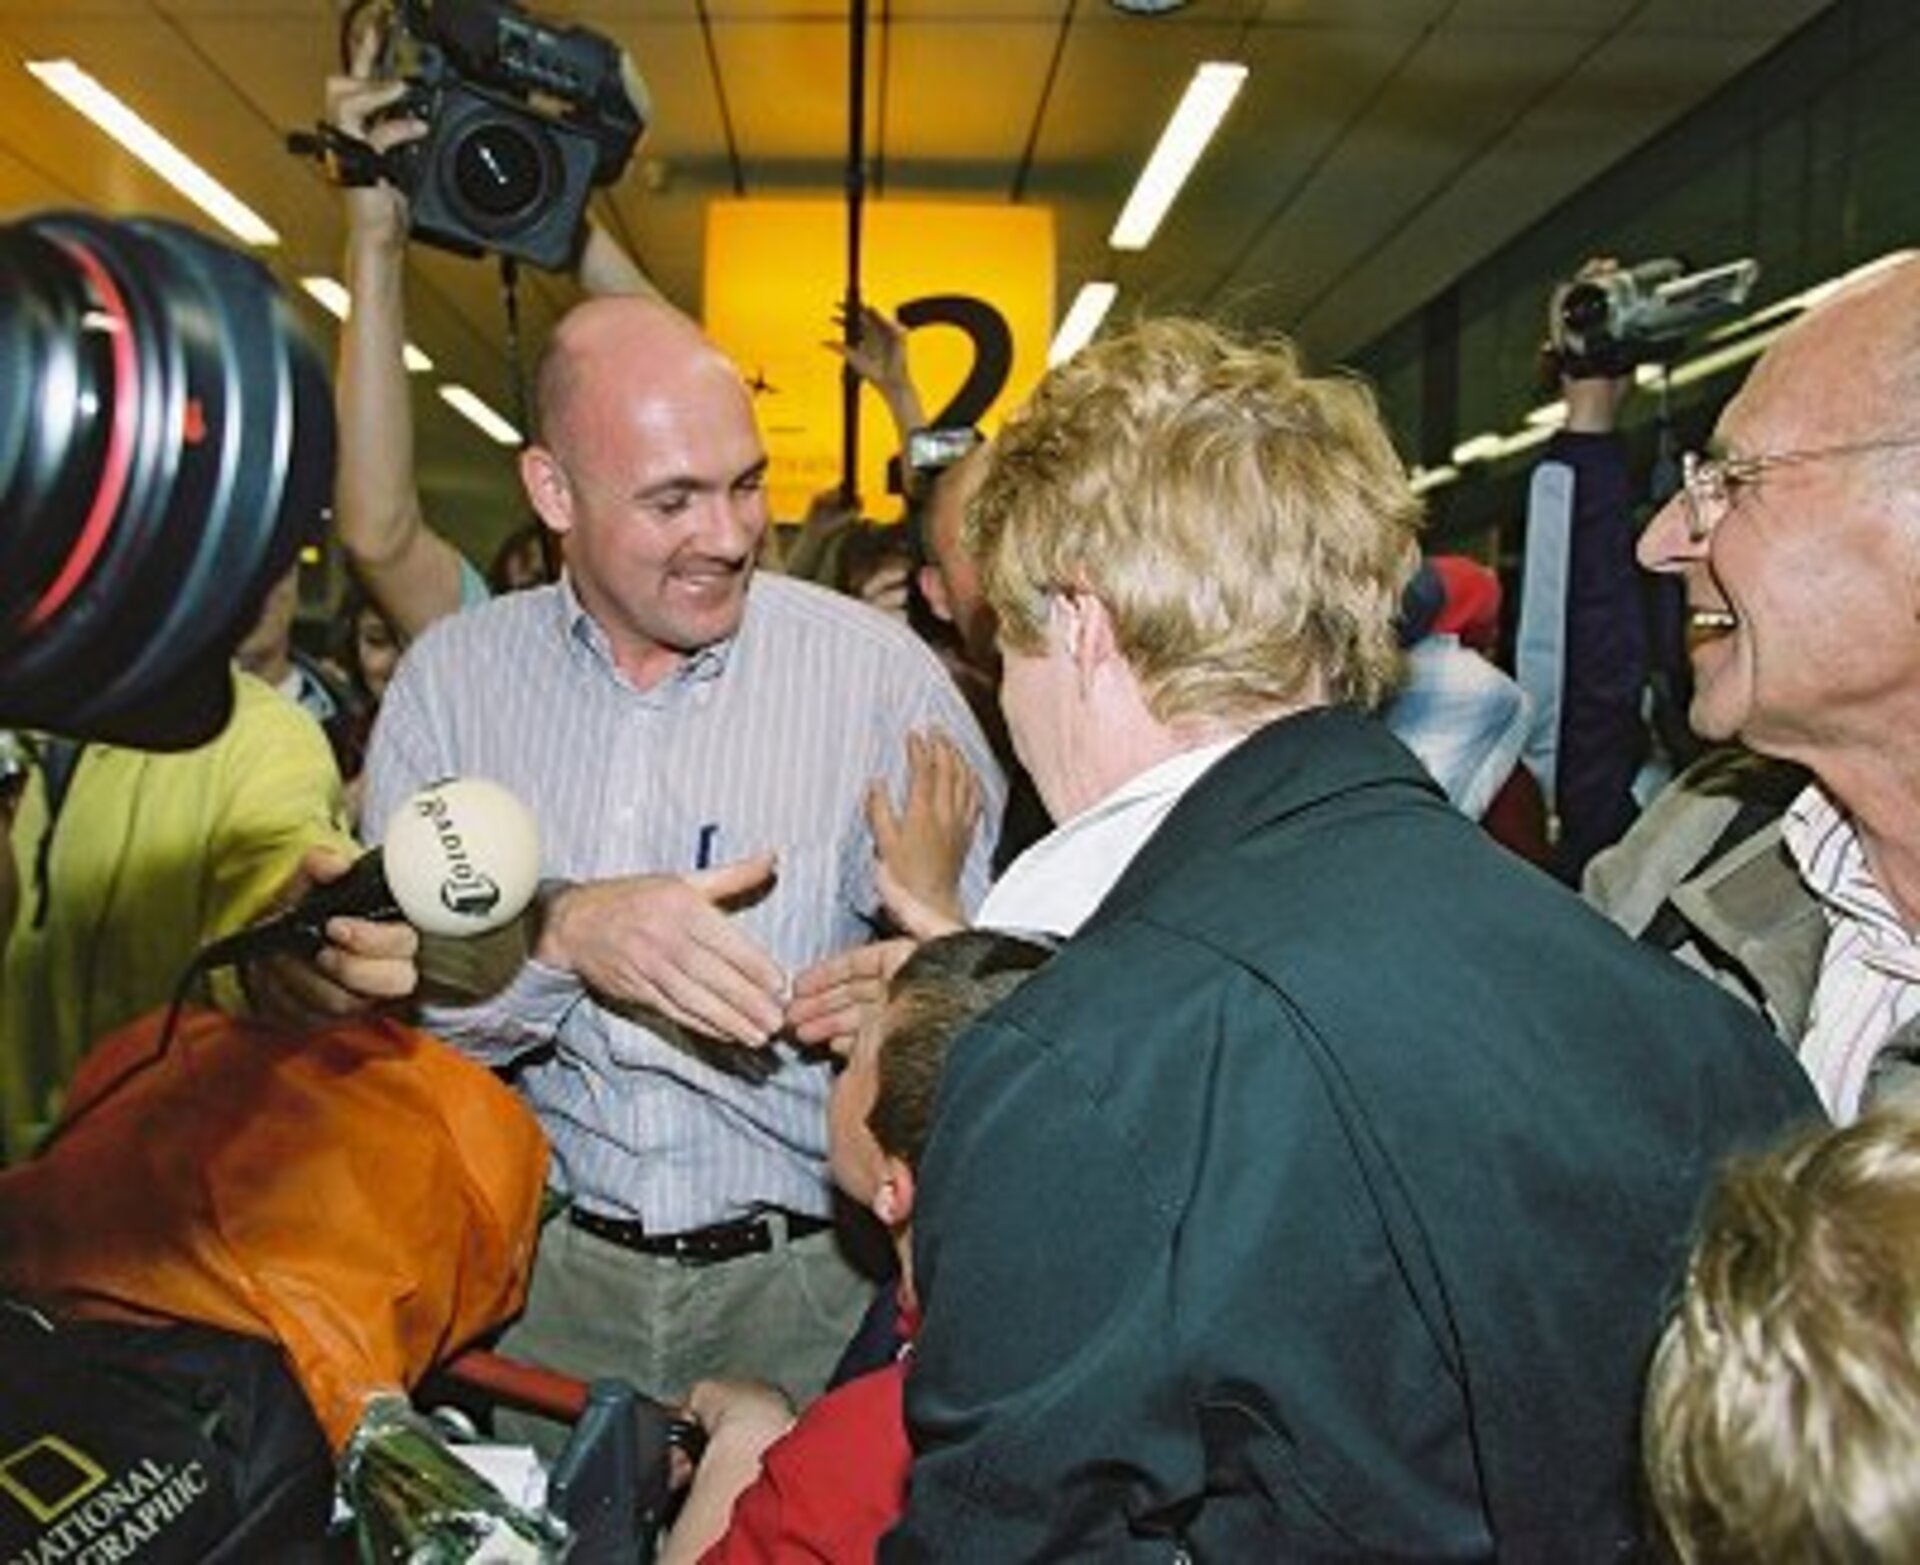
[{"left": 1585, "top": 254, "right": 1920, "bottom": 1125}]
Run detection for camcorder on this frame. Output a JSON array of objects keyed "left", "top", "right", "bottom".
[
  {"left": 0, "top": 212, "right": 332, "bottom": 750},
  {"left": 1549, "top": 257, "right": 1760, "bottom": 378},
  {"left": 376, "top": 0, "right": 647, "bottom": 271}
]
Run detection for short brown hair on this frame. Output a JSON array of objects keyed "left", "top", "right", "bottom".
[
  {"left": 1643, "top": 1104, "right": 1920, "bottom": 1563},
  {"left": 867, "top": 932, "right": 1053, "bottom": 1171},
  {"left": 967, "top": 317, "right": 1421, "bottom": 722}
]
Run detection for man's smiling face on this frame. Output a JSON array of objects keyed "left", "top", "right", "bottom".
[{"left": 1634, "top": 264, "right": 1920, "bottom": 765}]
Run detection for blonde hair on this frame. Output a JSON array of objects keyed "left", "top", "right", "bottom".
[
  {"left": 967, "top": 317, "right": 1421, "bottom": 722},
  {"left": 1644, "top": 1104, "right": 1920, "bottom": 1563}
]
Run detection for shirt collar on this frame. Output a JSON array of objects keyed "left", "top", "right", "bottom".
[
  {"left": 555, "top": 570, "right": 735, "bottom": 693},
  {"left": 977, "top": 736, "right": 1246, "bottom": 939},
  {"left": 1784, "top": 781, "right": 1906, "bottom": 936}
]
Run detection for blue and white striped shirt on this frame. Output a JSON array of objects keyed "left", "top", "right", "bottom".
[{"left": 364, "top": 572, "right": 1003, "bottom": 1230}]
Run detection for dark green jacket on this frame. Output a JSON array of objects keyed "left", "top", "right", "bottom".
[{"left": 892, "top": 708, "right": 1817, "bottom": 1562}]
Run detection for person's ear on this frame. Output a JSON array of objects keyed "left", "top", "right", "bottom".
[
  {"left": 918, "top": 563, "right": 955, "bottom": 625},
  {"left": 1059, "top": 590, "right": 1120, "bottom": 676},
  {"left": 519, "top": 446, "right": 576, "bottom": 537},
  {"left": 872, "top": 1157, "right": 917, "bottom": 1228}
]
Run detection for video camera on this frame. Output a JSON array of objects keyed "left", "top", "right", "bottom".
[
  {"left": 0, "top": 212, "right": 332, "bottom": 750},
  {"left": 1549, "top": 257, "right": 1760, "bottom": 379},
  {"left": 379, "top": 0, "right": 647, "bottom": 271}
]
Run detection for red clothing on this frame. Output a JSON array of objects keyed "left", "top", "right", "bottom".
[{"left": 699, "top": 1358, "right": 910, "bottom": 1563}]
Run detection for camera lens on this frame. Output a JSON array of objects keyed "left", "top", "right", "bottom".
[
  {"left": 446, "top": 117, "right": 553, "bottom": 228},
  {"left": 1558, "top": 281, "right": 1611, "bottom": 342},
  {"left": 0, "top": 213, "right": 333, "bottom": 750}
]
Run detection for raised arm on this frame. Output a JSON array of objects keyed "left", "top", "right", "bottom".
[
  {"left": 833, "top": 304, "right": 927, "bottom": 450},
  {"left": 327, "top": 32, "right": 472, "bottom": 638}
]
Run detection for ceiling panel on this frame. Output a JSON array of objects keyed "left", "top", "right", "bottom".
[{"left": 0, "top": 0, "right": 1836, "bottom": 558}]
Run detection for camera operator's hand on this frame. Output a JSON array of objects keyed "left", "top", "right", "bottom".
[
  {"left": 328, "top": 21, "right": 479, "bottom": 643},
  {"left": 326, "top": 25, "right": 426, "bottom": 250},
  {"left": 1558, "top": 258, "right": 1632, "bottom": 434},
  {"left": 243, "top": 844, "right": 421, "bottom": 1030}
]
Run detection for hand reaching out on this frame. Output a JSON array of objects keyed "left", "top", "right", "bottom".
[
  {"left": 534, "top": 854, "right": 788, "bottom": 1047},
  {"left": 868, "top": 728, "right": 980, "bottom": 939},
  {"left": 786, "top": 937, "right": 917, "bottom": 1056},
  {"left": 828, "top": 303, "right": 926, "bottom": 438},
  {"left": 831, "top": 304, "right": 910, "bottom": 392}
]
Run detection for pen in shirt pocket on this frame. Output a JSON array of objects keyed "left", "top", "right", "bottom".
[{"left": 695, "top": 821, "right": 720, "bottom": 871}]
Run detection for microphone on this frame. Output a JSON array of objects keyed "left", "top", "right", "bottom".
[{"left": 196, "top": 777, "right": 541, "bottom": 969}]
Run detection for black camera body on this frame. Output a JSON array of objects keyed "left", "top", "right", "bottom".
[{"left": 385, "top": 0, "right": 645, "bottom": 271}]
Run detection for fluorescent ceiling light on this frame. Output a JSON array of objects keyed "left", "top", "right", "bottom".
[
  {"left": 1492, "top": 422, "right": 1557, "bottom": 459},
  {"left": 1450, "top": 432, "right": 1503, "bottom": 466},
  {"left": 1798, "top": 247, "right": 1918, "bottom": 313},
  {"left": 1697, "top": 248, "right": 1918, "bottom": 345},
  {"left": 1664, "top": 326, "right": 1782, "bottom": 391},
  {"left": 1408, "top": 464, "right": 1459, "bottom": 496},
  {"left": 298, "top": 275, "right": 435, "bottom": 372},
  {"left": 26, "top": 58, "right": 278, "bottom": 247},
  {"left": 1050, "top": 281, "right": 1119, "bottom": 365},
  {"left": 299, "top": 276, "right": 352, "bottom": 318},
  {"left": 1524, "top": 398, "right": 1567, "bottom": 429},
  {"left": 1109, "top": 62, "right": 1247, "bottom": 251},
  {"left": 439, "top": 384, "right": 522, "bottom": 447}
]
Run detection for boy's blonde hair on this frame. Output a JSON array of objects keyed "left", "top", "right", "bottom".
[{"left": 1644, "top": 1104, "right": 1920, "bottom": 1563}]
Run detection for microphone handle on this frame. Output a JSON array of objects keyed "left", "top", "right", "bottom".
[
  {"left": 195, "top": 848, "right": 400, "bottom": 970},
  {"left": 291, "top": 846, "right": 399, "bottom": 934}
]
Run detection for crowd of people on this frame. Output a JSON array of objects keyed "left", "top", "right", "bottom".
[{"left": 7, "top": 26, "right": 1920, "bottom": 1560}]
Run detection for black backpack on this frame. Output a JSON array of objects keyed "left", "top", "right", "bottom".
[{"left": 0, "top": 1303, "right": 334, "bottom": 1563}]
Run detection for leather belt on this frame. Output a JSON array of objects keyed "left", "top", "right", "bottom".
[{"left": 567, "top": 1204, "right": 833, "bottom": 1267}]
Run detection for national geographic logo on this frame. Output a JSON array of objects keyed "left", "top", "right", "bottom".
[
  {"left": 1, "top": 1443, "right": 208, "bottom": 1564},
  {"left": 414, "top": 789, "right": 502, "bottom": 921}
]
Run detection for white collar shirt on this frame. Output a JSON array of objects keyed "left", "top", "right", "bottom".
[
  {"left": 977, "top": 737, "right": 1246, "bottom": 940},
  {"left": 1784, "top": 781, "right": 1920, "bottom": 1122}
]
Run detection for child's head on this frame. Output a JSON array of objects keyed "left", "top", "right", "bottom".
[
  {"left": 829, "top": 931, "right": 1052, "bottom": 1225},
  {"left": 346, "top": 592, "right": 402, "bottom": 704},
  {"left": 1643, "top": 1103, "right": 1920, "bottom": 1563}
]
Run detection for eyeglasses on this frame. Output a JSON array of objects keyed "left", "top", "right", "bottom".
[{"left": 1677, "top": 436, "right": 1920, "bottom": 543}]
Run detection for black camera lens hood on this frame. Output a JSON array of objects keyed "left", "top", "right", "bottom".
[{"left": 0, "top": 213, "right": 333, "bottom": 750}]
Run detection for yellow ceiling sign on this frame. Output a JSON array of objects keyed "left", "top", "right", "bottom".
[{"left": 704, "top": 199, "right": 1055, "bottom": 523}]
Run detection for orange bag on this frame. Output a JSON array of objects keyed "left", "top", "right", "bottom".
[{"left": 0, "top": 1007, "right": 547, "bottom": 1451}]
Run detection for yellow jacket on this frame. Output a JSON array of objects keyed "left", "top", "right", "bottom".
[{"left": 3, "top": 672, "right": 350, "bottom": 1160}]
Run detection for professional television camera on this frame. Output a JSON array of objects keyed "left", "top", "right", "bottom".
[
  {"left": 0, "top": 211, "right": 333, "bottom": 751},
  {"left": 1549, "top": 257, "right": 1760, "bottom": 379},
  {"left": 379, "top": 0, "right": 647, "bottom": 271}
]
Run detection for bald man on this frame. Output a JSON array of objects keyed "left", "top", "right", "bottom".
[
  {"left": 361, "top": 294, "right": 1004, "bottom": 1428},
  {"left": 1588, "top": 255, "right": 1920, "bottom": 1125}
]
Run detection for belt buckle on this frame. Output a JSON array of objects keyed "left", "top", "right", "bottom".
[{"left": 672, "top": 1213, "right": 774, "bottom": 1267}]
